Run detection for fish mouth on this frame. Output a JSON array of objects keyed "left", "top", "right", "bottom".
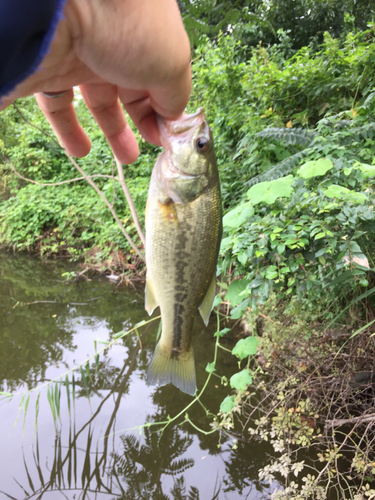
[
  {"left": 157, "top": 108, "right": 206, "bottom": 149},
  {"left": 167, "top": 157, "right": 196, "bottom": 180}
]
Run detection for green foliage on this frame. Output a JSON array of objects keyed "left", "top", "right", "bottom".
[
  {"left": 229, "top": 369, "right": 252, "bottom": 391},
  {"left": 247, "top": 175, "right": 294, "bottom": 205},
  {"left": 231, "top": 337, "right": 259, "bottom": 360},
  {"left": 221, "top": 110, "right": 375, "bottom": 314},
  {"left": 219, "top": 396, "right": 236, "bottom": 414},
  {"left": 297, "top": 159, "right": 333, "bottom": 179},
  {"left": 0, "top": 97, "right": 148, "bottom": 258},
  {"left": 179, "top": 0, "right": 375, "bottom": 53}
]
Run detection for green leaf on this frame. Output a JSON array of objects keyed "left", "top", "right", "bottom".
[
  {"left": 212, "top": 294, "right": 222, "bottom": 308},
  {"left": 220, "top": 236, "right": 232, "bottom": 252},
  {"left": 232, "top": 337, "right": 259, "bottom": 360},
  {"left": 225, "top": 279, "right": 249, "bottom": 307},
  {"left": 318, "top": 256, "right": 326, "bottom": 265},
  {"left": 223, "top": 203, "right": 254, "bottom": 228},
  {"left": 323, "top": 185, "right": 367, "bottom": 205},
  {"left": 134, "top": 320, "right": 147, "bottom": 329},
  {"left": 112, "top": 331, "right": 125, "bottom": 339},
  {"left": 215, "top": 327, "right": 231, "bottom": 338},
  {"left": 238, "top": 250, "right": 248, "bottom": 266},
  {"left": 220, "top": 396, "right": 236, "bottom": 413},
  {"left": 205, "top": 362, "right": 216, "bottom": 373},
  {"left": 66, "top": 375, "right": 71, "bottom": 417},
  {"left": 358, "top": 162, "right": 375, "bottom": 178},
  {"left": 230, "top": 299, "right": 249, "bottom": 319},
  {"left": 297, "top": 159, "right": 333, "bottom": 179},
  {"left": 0, "top": 392, "right": 12, "bottom": 398},
  {"left": 315, "top": 232, "right": 326, "bottom": 240},
  {"left": 247, "top": 176, "right": 294, "bottom": 205},
  {"left": 230, "top": 369, "right": 253, "bottom": 391}
]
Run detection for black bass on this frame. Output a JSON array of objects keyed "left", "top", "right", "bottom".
[{"left": 145, "top": 108, "right": 222, "bottom": 396}]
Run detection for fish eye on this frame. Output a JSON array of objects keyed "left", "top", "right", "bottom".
[{"left": 195, "top": 137, "right": 209, "bottom": 154}]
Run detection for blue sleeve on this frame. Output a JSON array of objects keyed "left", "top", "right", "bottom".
[{"left": 0, "top": 0, "right": 67, "bottom": 99}]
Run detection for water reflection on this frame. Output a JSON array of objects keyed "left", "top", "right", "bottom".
[{"left": 0, "top": 252, "right": 274, "bottom": 499}]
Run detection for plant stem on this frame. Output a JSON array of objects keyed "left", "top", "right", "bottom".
[{"left": 115, "top": 156, "right": 146, "bottom": 247}]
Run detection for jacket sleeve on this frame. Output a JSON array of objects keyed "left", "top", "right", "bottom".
[{"left": 0, "top": 0, "right": 67, "bottom": 99}]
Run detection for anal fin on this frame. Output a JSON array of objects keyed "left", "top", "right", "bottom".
[
  {"left": 198, "top": 273, "right": 217, "bottom": 327},
  {"left": 145, "top": 275, "right": 159, "bottom": 315}
]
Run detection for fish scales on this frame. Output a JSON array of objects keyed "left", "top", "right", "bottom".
[{"left": 145, "top": 109, "right": 222, "bottom": 395}]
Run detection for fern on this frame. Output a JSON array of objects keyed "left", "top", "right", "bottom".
[
  {"left": 188, "top": 486, "right": 200, "bottom": 500},
  {"left": 246, "top": 149, "right": 310, "bottom": 187},
  {"left": 256, "top": 127, "right": 316, "bottom": 147},
  {"left": 166, "top": 458, "right": 194, "bottom": 475}
]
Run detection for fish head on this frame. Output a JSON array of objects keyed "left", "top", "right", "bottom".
[{"left": 157, "top": 108, "right": 217, "bottom": 203}]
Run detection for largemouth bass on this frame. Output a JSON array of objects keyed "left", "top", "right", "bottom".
[{"left": 145, "top": 108, "right": 222, "bottom": 396}]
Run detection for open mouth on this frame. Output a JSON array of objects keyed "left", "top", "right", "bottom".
[{"left": 157, "top": 108, "right": 206, "bottom": 149}]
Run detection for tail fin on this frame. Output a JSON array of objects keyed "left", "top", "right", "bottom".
[{"left": 147, "top": 342, "right": 196, "bottom": 396}]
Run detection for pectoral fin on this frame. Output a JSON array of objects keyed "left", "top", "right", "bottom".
[
  {"left": 145, "top": 275, "right": 159, "bottom": 315},
  {"left": 198, "top": 273, "right": 217, "bottom": 327}
]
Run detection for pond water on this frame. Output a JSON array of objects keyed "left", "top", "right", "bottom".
[{"left": 0, "top": 252, "right": 277, "bottom": 499}]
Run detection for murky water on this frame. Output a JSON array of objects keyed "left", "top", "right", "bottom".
[{"left": 0, "top": 252, "right": 276, "bottom": 499}]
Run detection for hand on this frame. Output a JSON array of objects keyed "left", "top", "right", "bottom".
[{"left": 0, "top": 0, "right": 191, "bottom": 164}]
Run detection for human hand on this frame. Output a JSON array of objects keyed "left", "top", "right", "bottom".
[{"left": 0, "top": 0, "right": 191, "bottom": 164}]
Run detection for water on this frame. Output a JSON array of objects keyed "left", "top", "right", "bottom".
[{"left": 0, "top": 252, "right": 275, "bottom": 499}]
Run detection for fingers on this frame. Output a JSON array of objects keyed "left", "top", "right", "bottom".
[
  {"left": 119, "top": 89, "right": 161, "bottom": 146},
  {"left": 36, "top": 83, "right": 140, "bottom": 164},
  {"left": 148, "top": 62, "right": 192, "bottom": 121},
  {"left": 35, "top": 89, "right": 92, "bottom": 157},
  {"left": 79, "top": 83, "right": 139, "bottom": 164}
]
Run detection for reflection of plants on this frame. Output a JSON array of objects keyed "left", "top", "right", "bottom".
[
  {"left": 2, "top": 332, "right": 222, "bottom": 500},
  {"left": 115, "top": 424, "right": 197, "bottom": 499},
  {"left": 1, "top": 334, "right": 144, "bottom": 499},
  {"left": 0, "top": 316, "right": 159, "bottom": 430}
]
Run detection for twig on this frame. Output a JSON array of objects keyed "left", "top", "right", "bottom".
[
  {"left": 258, "top": 312, "right": 275, "bottom": 323},
  {"left": 325, "top": 413, "right": 375, "bottom": 428},
  {"left": 21, "top": 299, "right": 100, "bottom": 306},
  {"left": 4, "top": 157, "right": 119, "bottom": 186},
  {"left": 114, "top": 156, "right": 145, "bottom": 247},
  {"left": 12, "top": 102, "right": 145, "bottom": 261},
  {"left": 65, "top": 151, "right": 144, "bottom": 260},
  {"left": 23, "top": 300, "right": 58, "bottom": 305},
  {"left": 191, "top": 49, "right": 208, "bottom": 64}
]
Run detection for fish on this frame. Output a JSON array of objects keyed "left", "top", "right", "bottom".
[{"left": 145, "top": 108, "right": 222, "bottom": 396}]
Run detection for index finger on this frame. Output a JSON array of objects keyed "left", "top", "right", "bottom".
[
  {"left": 35, "top": 89, "right": 92, "bottom": 157},
  {"left": 148, "top": 63, "right": 192, "bottom": 120}
]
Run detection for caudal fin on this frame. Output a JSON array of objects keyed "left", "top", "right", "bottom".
[{"left": 147, "top": 342, "right": 196, "bottom": 396}]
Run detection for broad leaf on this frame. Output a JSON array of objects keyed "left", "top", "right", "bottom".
[
  {"left": 247, "top": 176, "right": 294, "bottom": 205},
  {"left": 297, "top": 159, "right": 333, "bottom": 178},
  {"left": 223, "top": 203, "right": 254, "bottom": 228},
  {"left": 358, "top": 162, "right": 375, "bottom": 178},
  {"left": 225, "top": 279, "right": 249, "bottom": 307},
  {"left": 232, "top": 337, "right": 258, "bottom": 360},
  {"left": 324, "top": 185, "right": 367, "bottom": 205},
  {"left": 220, "top": 396, "right": 236, "bottom": 413},
  {"left": 230, "top": 369, "right": 253, "bottom": 391}
]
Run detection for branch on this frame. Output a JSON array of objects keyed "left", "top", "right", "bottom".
[
  {"left": 65, "top": 151, "right": 145, "bottom": 260},
  {"left": 114, "top": 156, "right": 145, "bottom": 247},
  {"left": 12, "top": 102, "right": 145, "bottom": 261},
  {"left": 4, "top": 156, "right": 119, "bottom": 186},
  {"left": 325, "top": 412, "right": 375, "bottom": 428}
]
